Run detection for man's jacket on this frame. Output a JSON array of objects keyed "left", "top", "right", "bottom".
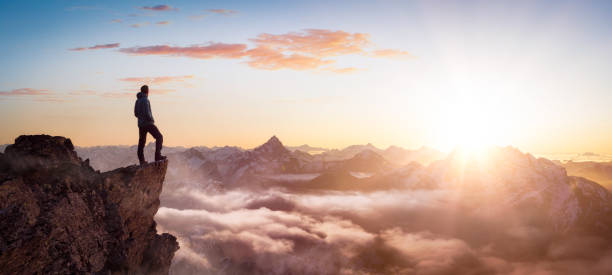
[{"left": 134, "top": 92, "right": 155, "bottom": 127}]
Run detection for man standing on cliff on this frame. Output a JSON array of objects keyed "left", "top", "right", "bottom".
[{"left": 134, "top": 85, "right": 166, "bottom": 165}]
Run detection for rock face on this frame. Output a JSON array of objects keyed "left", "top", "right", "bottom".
[{"left": 0, "top": 135, "right": 178, "bottom": 274}]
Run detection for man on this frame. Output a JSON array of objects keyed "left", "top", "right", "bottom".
[{"left": 134, "top": 85, "right": 166, "bottom": 165}]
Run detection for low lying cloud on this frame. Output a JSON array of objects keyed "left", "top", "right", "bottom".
[
  {"left": 155, "top": 173, "right": 612, "bottom": 275},
  {"left": 140, "top": 4, "right": 176, "bottom": 11},
  {"left": 119, "top": 29, "right": 413, "bottom": 72},
  {"left": 69, "top": 43, "right": 120, "bottom": 51}
]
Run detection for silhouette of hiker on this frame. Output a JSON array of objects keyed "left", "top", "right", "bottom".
[{"left": 134, "top": 85, "right": 166, "bottom": 165}]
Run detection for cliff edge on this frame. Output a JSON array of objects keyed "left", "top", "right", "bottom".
[{"left": 0, "top": 135, "right": 178, "bottom": 274}]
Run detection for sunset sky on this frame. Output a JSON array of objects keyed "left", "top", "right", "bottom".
[{"left": 1, "top": 0, "right": 611, "bottom": 153}]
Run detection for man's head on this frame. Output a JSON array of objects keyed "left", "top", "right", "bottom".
[{"left": 140, "top": 85, "right": 149, "bottom": 95}]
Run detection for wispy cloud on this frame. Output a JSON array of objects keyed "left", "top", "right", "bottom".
[
  {"left": 156, "top": 21, "right": 170, "bottom": 25},
  {"left": 371, "top": 49, "right": 414, "bottom": 59},
  {"left": 69, "top": 90, "right": 97, "bottom": 96},
  {"left": 207, "top": 9, "right": 237, "bottom": 15},
  {"left": 69, "top": 43, "right": 120, "bottom": 51},
  {"left": 189, "top": 14, "right": 207, "bottom": 20},
  {"left": 130, "top": 22, "right": 150, "bottom": 28},
  {"left": 0, "top": 88, "right": 51, "bottom": 96},
  {"left": 65, "top": 6, "right": 104, "bottom": 12},
  {"left": 0, "top": 88, "right": 64, "bottom": 102},
  {"left": 140, "top": 4, "right": 177, "bottom": 11},
  {"left": 100, "top": 92, "right": 133, "bottom": 98},
  {"left": 119, "top": 29, "right": 412, "bottom": 73},
  {"left": 120, "top": 43, "right": 248, "bottom": 59},
  {"left": 119, "top": 75, "right": 194, "bottom": 84},
  {"left": 111, "top": 19, "right": 122, "bottom": 23},
  {"left": 324, "top": 67, "right": 363, "bottom": 74}
]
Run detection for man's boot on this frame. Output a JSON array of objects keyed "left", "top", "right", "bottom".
[{"left": 155, "top": 154, "right": 167, "bottom": 162}]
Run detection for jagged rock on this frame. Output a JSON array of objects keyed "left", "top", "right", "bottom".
[{"left": 0, "top": 135, "right": 178, "bottom": 274}]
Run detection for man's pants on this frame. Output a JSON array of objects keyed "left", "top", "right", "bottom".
[{"left": 138, "top": 124, "right": 163, "bottom": 163}]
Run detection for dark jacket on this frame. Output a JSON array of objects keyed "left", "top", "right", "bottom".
[{"left": 134, "top": 92, "right": 154, "bottom": 127}]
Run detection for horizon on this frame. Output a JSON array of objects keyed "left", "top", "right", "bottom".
[
  {"left": 2, "top": 0, "right": 612, "bottom": 153},
  {"left": 5, "top": 133, "right": 612, "bottom": 163}
]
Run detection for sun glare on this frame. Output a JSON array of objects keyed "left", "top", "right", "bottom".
[{"left": 432, "top": 95, "right": 510, "bottom": 154}]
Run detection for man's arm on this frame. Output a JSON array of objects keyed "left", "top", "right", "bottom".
[
  {"left": 145, "top": 99, "right": 155, "bottom": 123},
  {"left": 134, "top": 100, "right": 140, "bottom": 118}
]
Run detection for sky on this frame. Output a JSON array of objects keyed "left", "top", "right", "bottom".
[{"left": 0, "top": 0, "right": 611, "bottom": 153}]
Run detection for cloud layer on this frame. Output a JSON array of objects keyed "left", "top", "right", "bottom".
[{"left": 156, "top": 180, "right": 612, "bottom": 275}]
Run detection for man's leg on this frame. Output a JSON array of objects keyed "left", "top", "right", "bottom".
[
  {"left": 137, "top": 126, "right": 147, "bottom": 164},
  {"left": 146, "top": 124, "right": 165, "bottom": 161}
]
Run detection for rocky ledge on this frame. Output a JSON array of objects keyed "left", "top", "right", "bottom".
[{"left": 0, "top": 135, "right": 178, "bottom": 274}]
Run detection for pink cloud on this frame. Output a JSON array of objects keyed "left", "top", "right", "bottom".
[
  {"left": 207, "top": 9, "right": 237, "bottom": 15},
  {"left": 371, "top": 49, "right": 414, "bottom": 58},
  {"left": 119, "top": 75, "right": 194, "bottom": 84},
  {"left": 245, "top": 46, "right": 334, "bottom": 70},
  {"left": 119, "top": 29, "right": 412, "bottom": 72},
  {"left": 140, "top": 5, "right": 176, "bottom": 11},
  {"left": 120, "top": 43, "right": 248, "bottom": 59},
  {"left": 0, "top": 88, "right": 51, "bottom": 96},
  {"left": 250, "top": 29, "right": 370, "bottom": 57},
  {"left": 69, "top": 90, "right": 97, "bottom": 96},
  {"left": 130, "top": 22, "right": 150, "bottom": 28},
  {"left": 69, "top": 43, "right": 120, "bottom": 51},
  {"left": 156, "top": 21, "right": 170, "bottom": 25},
  {"left": 324, "top": 67, "right": 362, "bottom": 74},
  {"left": 100, "top": 92, "right": 133, "bottom": 98}
]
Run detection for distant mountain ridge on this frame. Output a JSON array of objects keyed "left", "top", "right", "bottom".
[{"left": 70, "top": 136, "right": 445, "bottom": 174}]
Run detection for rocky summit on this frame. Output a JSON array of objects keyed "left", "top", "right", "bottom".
[{"left": 0, "top": 135, "right": 178, "bottom": 274}]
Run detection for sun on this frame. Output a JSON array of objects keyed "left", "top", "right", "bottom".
[{"left": 431, "top": 96, "right": 510, "bottom": 154}]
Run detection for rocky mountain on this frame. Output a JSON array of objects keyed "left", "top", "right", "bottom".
[
  {"left": 0, "top": 135, "right": 178, "bottom": 274},
  {"left": 163, "top": 136, "right": 403, "bottom": 188},
  {"left": 426, "top": 147, "right": 612, "bottom": 233},
  {"left": 310, "top": 143, "right": 445, "bottom": 165}
]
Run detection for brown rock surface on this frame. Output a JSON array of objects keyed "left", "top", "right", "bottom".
[{"left": 0, "top": 135, "right": 178, "bottom": 274}]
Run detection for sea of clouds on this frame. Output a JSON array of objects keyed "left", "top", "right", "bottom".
[{"left": 156, "top": 178, "right": 612, "bottom": 275}]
